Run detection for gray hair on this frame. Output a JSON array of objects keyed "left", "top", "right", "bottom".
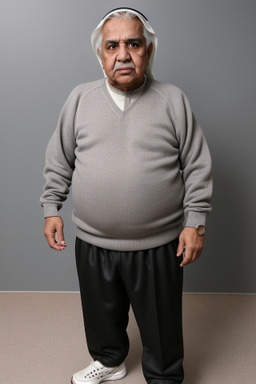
[{"left": 96, "top": 11, "right": 152, "bottom": 54}]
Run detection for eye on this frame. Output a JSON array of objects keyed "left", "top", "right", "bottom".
[
  {"left": 107, "top": 44, "right": 118, "bottom": 50},
  {"left": 128, "top": 42, "right": 139, "bottom": 49}
]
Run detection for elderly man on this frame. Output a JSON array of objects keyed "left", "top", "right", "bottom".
[{"left": 41, "top": 7, "right": 212, "bottom": 384}]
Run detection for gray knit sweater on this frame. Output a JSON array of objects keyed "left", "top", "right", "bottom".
[{"left": 41, "top": 78, "right": 212, "bottom": 251}]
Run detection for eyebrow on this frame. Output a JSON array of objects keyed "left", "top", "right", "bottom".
[{"left": 104, "top": 38, "right": 143, "bottom": 46}]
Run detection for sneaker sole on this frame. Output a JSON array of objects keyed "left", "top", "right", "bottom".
[{"left": 71, "top": 364, "right": 127, "bottom": 384}]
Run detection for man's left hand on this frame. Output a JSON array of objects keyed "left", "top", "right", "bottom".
[{"left": 176, "top": 227, "right": 204, "bottom": 267}]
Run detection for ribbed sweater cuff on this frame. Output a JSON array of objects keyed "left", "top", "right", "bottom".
[
  {"left": 43, "top": 203, "right": 61, "bottom": 218},
  {"left": 184, "top": 211, "right": 207, "bottom": 228}
]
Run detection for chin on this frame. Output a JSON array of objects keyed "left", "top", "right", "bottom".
[{"left": 116, "top": 76, "right": 143, "bottom": 89}]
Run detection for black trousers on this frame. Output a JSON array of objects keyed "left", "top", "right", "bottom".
[{"left": 75, "top": 237, "right": 184, "bottom": 384}]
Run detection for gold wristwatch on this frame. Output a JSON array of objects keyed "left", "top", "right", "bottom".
[{"left": 195, "top": 225, "right": 206, "bottom": 236}]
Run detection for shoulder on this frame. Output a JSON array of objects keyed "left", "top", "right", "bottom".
[
  {"left": 149, "top": 79, "right": 185, "bottom": 102},
  {"left": 67, "top": 78, "right": 105, "bottom": 101},
  {"left": 149, "top": 80, "right": 193, "bottom": 119}
]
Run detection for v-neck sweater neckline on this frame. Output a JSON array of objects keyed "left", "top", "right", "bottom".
[{"left": 102, "top": 77, "right": 150, "bottom": 117}]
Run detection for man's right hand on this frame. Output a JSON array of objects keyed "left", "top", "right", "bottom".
[{"left": 44, "top": 217, "right": 67, "bottom": 251}]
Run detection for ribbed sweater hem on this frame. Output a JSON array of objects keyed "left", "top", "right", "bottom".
[{"left": 75, "top": 226, "right": 183, "bottom": 252}]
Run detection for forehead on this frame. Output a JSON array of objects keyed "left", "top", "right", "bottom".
[{"left": 102, "top": 17, "right": 144, "bottom": 40}]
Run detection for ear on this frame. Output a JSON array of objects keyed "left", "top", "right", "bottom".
[
  {"left": 147, "top": 43, "right": 153, "bottom": 62},
  {"left": 97, "top": 48, "right": 104, "bottom": 69}
]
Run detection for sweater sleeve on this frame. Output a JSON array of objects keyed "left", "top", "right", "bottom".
[
  {"left": 172, "top": 90, "right": 213, "bottom": 228},
  {"left": 40, "top": 88, "right": 79, "bottom": 218}
]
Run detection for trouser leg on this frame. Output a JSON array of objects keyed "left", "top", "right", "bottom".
[
  {"left": 123, "top": 240, "right": 184, "bottom": 384},
  {"left": 75, "top": 238, "right": 130, "bottom": 367}
]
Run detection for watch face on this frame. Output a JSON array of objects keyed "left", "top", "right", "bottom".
[{"left": 196, "top": 225, "right": 206, "bottom": 235}]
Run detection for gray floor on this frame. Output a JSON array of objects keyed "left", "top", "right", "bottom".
[{"left": 1, "top": 292, "right": 256, "bottom": 384}]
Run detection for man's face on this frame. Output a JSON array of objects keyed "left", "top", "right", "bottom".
[{"left": 100, "top": 17, "right": 153, "bottom": 91}]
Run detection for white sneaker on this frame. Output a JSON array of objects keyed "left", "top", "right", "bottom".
[{"left": 71, "top": 360, "right": 127, "bottom": 384}]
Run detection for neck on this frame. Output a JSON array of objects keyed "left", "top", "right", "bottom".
[{"left": 107, "top": 76, "right": 146, "bottom": 94}]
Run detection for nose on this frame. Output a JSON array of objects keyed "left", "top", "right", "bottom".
[{"left": 117, "top": 43, "right": 131, "bottom": 62}]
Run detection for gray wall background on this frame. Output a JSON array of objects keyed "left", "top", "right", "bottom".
[{"left": 1, "top": 0, "right": 255, "bottom": 292}]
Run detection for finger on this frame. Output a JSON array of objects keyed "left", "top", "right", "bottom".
[
  {"left": 180, "top": 245, "right": 195, "bottom": 267},
  {"left": 44, "top": 219, "right": 66, "bottom": 251},
  {"left": 56, "top": 224, "right": 66, "bottom": 250},
  {"left": 51, "top": 242, "right": 65, "bottom": 251},
  {"left": 48, "top": 238, "right": 66, "bottom": 251},
  {"left": 45, "top": 232, "right": 62, "bottom": 250},
  {"left": 176, "top": 238, "right": 185, "bottom": 257},
  {"left": 180, "top": 253, "right": 189, "bottom": 267},
  {"left": 180, "top": 256, "right": 192, "bottom": 267},
  {"left": 180, "top": 248, "right": 201, "bottom": 267}
]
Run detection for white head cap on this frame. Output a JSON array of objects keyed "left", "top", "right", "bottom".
[{"left": 91, "top": 7, "right": 158, "bottom": 79}]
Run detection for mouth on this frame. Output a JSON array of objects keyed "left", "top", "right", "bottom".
[{"left": 116, "top": 67, "right": 134, "bottom": 74}]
